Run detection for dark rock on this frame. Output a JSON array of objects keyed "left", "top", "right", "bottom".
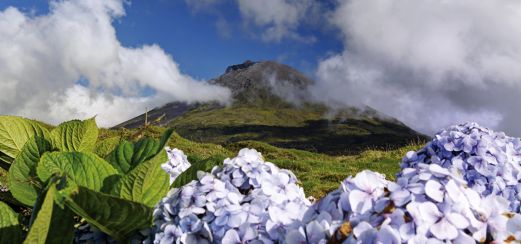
[{"left": 225, "top": 60, "right": 256, "bottom": 73}]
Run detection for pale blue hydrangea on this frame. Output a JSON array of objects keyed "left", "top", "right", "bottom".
[
  {"left": 149, "top": 123, "right": 521, "bottom": 243},
  {"left": 150, "top": 148, "right": 311, "bottom": 244},
  {"left": 294, "top": 123, "right": 521, "bottom": 243},
  {"left": 401, "top": 122, "right": 521, "bottom": 212},
  {"left": 162, "top": 147, "right": 191, "bottom": 185}
]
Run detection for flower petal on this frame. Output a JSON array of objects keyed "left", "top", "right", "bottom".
[
  {"left": 446, "top": 213, "right": 469, "bottom": 229},
  {"left": 430, "top": 218, "right": 458, "bottom": 240},
  {"left": 425, "top": 180, "right": 444, "bottom": 202},
  {"left": 349, "top": 190, "right": 372, "bottom": 214}
]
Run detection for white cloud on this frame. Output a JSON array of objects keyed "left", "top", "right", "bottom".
[
  {"left": 0, "top": 0, "right": 230, "bottom": 127},
  {"left": 313, "top": 0, "right": 521, "bottom": 135}
]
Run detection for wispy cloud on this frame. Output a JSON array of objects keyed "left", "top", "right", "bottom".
[
  {"left": 185, "top": 0, "right": 320, "bottom": 43},
  {"left": 236, "top": 0, "right": 315, "bottom": 42},
  {"left": 312, "top": 0, "right": 521, "bottom": 135},
  {"left": 0, "top": 0, "right": 230, "bottom": 127}
]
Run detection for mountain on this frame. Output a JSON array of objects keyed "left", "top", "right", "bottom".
[{"left": 114, "top": 60, "right": 427, "bottom": 155}]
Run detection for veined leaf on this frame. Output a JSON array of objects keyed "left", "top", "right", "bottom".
[
  {"left": 8, "top": 136, "right": 52, "bottom": 206},
  {"left": 24, "top": 182, "right": 74, "bottom": 244},
  {"left": 37, "top": 152, "right": 119, "bottom": 193},
  {"left": 171, "top": 155, "right": 223, "bottom": 189},
  {"left": 50, "top": 118, "right": 98, "bottom": 152},
  {"left": 93, "top": 136, "right": 121, "bottom": 158},
  {"left": 131, "top": 138, "right": 159, "bottom": 167},
  {"left": 57, "top": 185, "right": 153, "bottom": 241},
  {"left": 105, "top": 129, "right": 174, "bottom": 174},
  {"left": 0, "top": 201, "right": 23, "bottom": 244},
  {"left": 158, "top": 128, "right": 174, "bottom": 153},
  {"left": 111, "top": 151, "right": 169, "bottom": 207},
  {"left": 105, "top": 140, "right": 134, "bottom": 174},
  {"left": 105, "top": 138, "right": 158, "bottom": 174},
  {"left": 0, "top": 116, "right": 49, "bottom": 162}
]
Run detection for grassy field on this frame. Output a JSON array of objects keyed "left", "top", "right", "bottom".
[
  {"left": 97, "top": 126, "right": 423, "bottom": 198},
  {"left": 226, "top": 140, "right": 421, "bottom": 197},
  {"left": 0, "top": 125, "right": 422, "bottom": 200}
]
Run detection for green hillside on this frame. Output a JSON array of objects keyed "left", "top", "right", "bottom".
[
  {"left": 115, "top": 61, "right": 428, "bottom": 155},
  {"left": 167, "top": 104, "right": 425, "bottom": 156}
]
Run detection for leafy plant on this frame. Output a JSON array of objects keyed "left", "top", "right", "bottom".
[
  {"left": 57, "top": 184, "right": 152, "bottom": 241},
  {"left": 24, "top": 180, "right": 74, "bottom": 244},
  {"left": 111, "top": 151, "right": 169, "bottom": 207},
  {"left": 0, "top": 116, "right": 49, "bottom": 169},
  {"left": 0, "top": 116, "right": 174, "bottom": 243},
  {"left": 0, "top": 201, "right": 23, "bottom": 243},
  {"left": 8, "top": 136, "right": 52, "bottom": 206}
]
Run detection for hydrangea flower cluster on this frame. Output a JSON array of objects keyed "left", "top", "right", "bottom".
[
  {"left": 150, "top": 148, "right": 311, "bottom": 243},
  {"left": 402, "top": 122, "right": 521, "bottom": 212},
  {"left": 162, "top": 147, "right": 192, "bottom": 184},
  {"left": 294, "top": 122, "right": 521, "bottom": 243}
]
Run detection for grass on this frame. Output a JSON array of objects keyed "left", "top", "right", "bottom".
[
  {"left": 0, "top": 124, "right": 424, "bottom": 208},
  {"left": 108, "top": 126, "right": 423, "bottom": 198},
  {"left": 169, "top": 105, "right": 327, "bottom": 128},
  {"left": 226, "top": 140, "right": 422, "bottom": 197},
  {"left": 0, "top": 125, "right": 422, "bottom": 200}
]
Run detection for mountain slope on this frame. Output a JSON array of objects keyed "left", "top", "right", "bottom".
[{"left": 114, "top": 60, "right": 427, "bottom": 155}]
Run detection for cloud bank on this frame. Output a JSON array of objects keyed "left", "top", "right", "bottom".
[
  {"left": 313, "top": 0, "right": 521, "bottom": 135},
  {"left": 185, "top": 0, "right": 521, "bottom": 135},
  {"left": 0, "top": 0, "right": 230, "bottom": 127}
]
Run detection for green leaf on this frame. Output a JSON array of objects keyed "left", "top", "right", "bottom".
[
  {"left": 8, "top": 136, "right": 52, "bottom": 206},
  {"left": 157, "top": 128, "right": 174, "bottom": 153},
  {"left": 105, "top": 140, "right": 134, "bottom": 174},
  {"left": 50, "top": 118, "right": 98, "bottom": 152},
  {"left": 111, "top": 151, "right": 169, "bottom": 207},
  {"left": 171, "top": 155, "right": 223, "bottom": 189},
  {"left": 106, "top": 137, "right": 163, "bottom": 174},
  {"left": 57, "top": 185, "right": 153, "bottom": 241},
  {"left": 37, "top": 152, "right": 119, "bottom": 193},
  {"left": 0, "top": 115, "right": 49, "bottom": 162},
  {"left": 24, "top": 183, "right": 74, "bottom": 244},
  {"left": 131, "top": 138, "right": 159, "bottom": 166},
  {"left": 93, "top": 136, "right": 121, "bottom": 158},
  {"left": 0, "top": 201, "right": 23, "bottom": 244},
  {"left": 105, "top": 128, "right": 173, "bottom": 175}
]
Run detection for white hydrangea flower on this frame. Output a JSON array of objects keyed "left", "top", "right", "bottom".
[{"left": 162, "top": 147, "right": 191, "bottom": 184}]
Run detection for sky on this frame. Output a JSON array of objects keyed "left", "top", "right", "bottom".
[
  {"left": 0, "top": 0, "right": 340, "bottom": 80},
  {"left": 1, "top": 0, "right": 521, "bottom": 137}
]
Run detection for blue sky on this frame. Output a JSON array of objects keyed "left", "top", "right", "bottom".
[
  {"left": 0, "top": 0, "right": 341, "bottom": 80},
  {"left": 1, "top": 0, "right": 520, "bottom": 135}
]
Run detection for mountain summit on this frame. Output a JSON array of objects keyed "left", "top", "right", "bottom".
[
  {"left": 114, "top": 60, "right": 427, "bottom": 155},
  {"left": 209, "top": 60, "right": 313, "bottom": 105}
]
